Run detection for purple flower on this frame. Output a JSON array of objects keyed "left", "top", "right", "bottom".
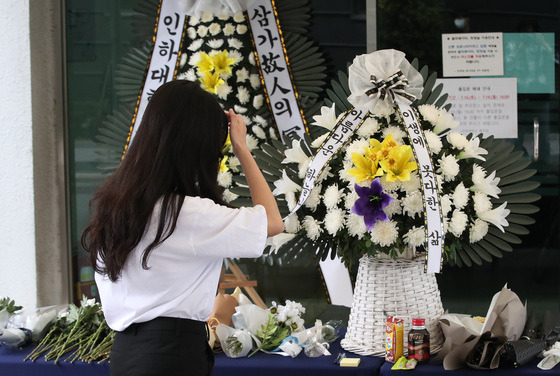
[{"left": 351, "top": 178, "right": 394, "bottom": 231}]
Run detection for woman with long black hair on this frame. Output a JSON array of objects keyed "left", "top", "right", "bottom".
[{"left": 82, "top": 80, "right": 284, "bottom": 375}]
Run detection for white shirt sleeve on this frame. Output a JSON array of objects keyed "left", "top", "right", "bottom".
[{"left": 168, "top": 196, "right": 268, "bottom": 258}]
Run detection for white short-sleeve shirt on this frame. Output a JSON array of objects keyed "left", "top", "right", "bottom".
[{"left": 95, "top": 196, "right": 268, "bottom": 332}]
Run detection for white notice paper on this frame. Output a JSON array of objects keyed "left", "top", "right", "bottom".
[
  {"left": 436, "top": 77, "right": 518, "bottom": 139},
  {"left": 442, "top": 33, "right": 504, "bottom": 77}
]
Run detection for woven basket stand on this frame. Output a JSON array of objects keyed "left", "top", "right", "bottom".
[{"left": 341, "top": 255, "right": 445, "bottom": 356}]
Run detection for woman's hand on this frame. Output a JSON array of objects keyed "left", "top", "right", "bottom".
[{"left": 227, "top": 109, "right": 247, "bottom": 157}]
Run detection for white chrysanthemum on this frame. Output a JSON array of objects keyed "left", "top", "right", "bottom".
[
  {"left": 459, "top": 137, "right": 488, "bottom": 161},
  {"left": 245, "top": 134, "right": 258, "bottom": 152},
  {"left": 302, "top": 216, "right": 322, "bottom": 241},
  {"left": 311, "top": 133, "right": 328, "bottom": 149},
  {"left": 233, "top": 12, "right": 245, "bottom": 23},
  {"left": 344, "top": 139, "right": 369, "bottom": 161},
  {"left": 285, "top": 191, "right": 297, "bottom": 211},
  {"left": 436, "top": 174, "right": 444, "bottom": 193},
  {"left": 437, "top": 154, "right": 460, "bottom": 182},
  {"left": 371, "top": 220, "right": 399, "bottom": 247},
  {"left": 424, "top": 130, "right": 443, "bottom": 154},
  {"left": 228, "top": 50, "right": 243, "bottom": 64},
  {"left": 228, "top": 38, "right": 243, "bottom": 49},
  {"left": 223, "top": 189, "right": 239, "bottom": 203},
  {"left": 228, "top": 156, "right": 240, "bottom": 170},
  {"left": 324, "top": 208, "right": 345, "bottom": 236},
  {"left": 382, "top": 125, "right": 407, "bottom": 143},
  {"left": 237, "top": 24, "right": 248, "bottom": 34},
  {"left": 442, "top": 217, "right": 449, "bottom": 235},
  {"left": 217, "top": 171, "right": 232, "bottom": 188},
  {"left": 376, "top": 104, "right": 396, "bottom": 118},
  {"left": 284, "top": 214, "right": 300, "bottom": 234},
  {"left": 176, "top": 71, "right": 190, "bottom": 81},
  {"left": 356, "top": 117, "right": 380, "bottom": 138},
  {"left": 189, "top": 16, "right": 200, "bottom": 25},
  {"left": 402, "top": 190, "right": 423, "bottom": 218},
  {"left": 478, "top": 202, "right": 510, "bottom": 232},
  {"left": 404, "top": 226, "right": 425, "bottom": 248},
  {"left": 473, "top": 191, "right": 492, "bottom": 214},
  {"left": 379, "top": 175, "right": 400, "bottom": 193},
  {"left": 447, "top": 132, "right": 469, "bottom": 150},
  {"left": 236, "top": 86, "right": 250, "bottom": 104},
  {"left": 208, "top": 23, "right": 221, "bottom": 36},
  {"left": 207, "top": 39, "right": 224, "bottom": 49},
  {"left": 187, "top": 27, "right": 197, "bottom": 39},
  {"left": 452, "top": 182, "right": 470, "bottom": 210},
  {"left": 433, "top": 108, "right": 460, "bottom": 134},
  {"left": 252, "top": 125, "right": 266, "bottom": 140},
  {"left": 224, "top": 23, "right": 236, "bottom": 36},
  {"left": 441, "top": 194, "right": 453, "bottom": 216},
  {"left": 297, "top": 159, "right": 311, "bottom": 179},
  {"left": 400, "top": 172, "right": 421, "bottom": 193},
  {"left": 218, "top": 13, "right": 230, "bottom": 21},
  {"left": 269, "top": 127, "right": 279, "bottom": 140},
  {"left": 197, "top": 25, "right": 208, "bottom": 37},
  {"left": 383, "top": 198, "right": 401, "bottom": 218},
  {"left": 471, "top": 165, "right": 501, "bottom": 198},
  {"left": 216, "top": 83, "right": 232, "bottom": 100},
  {"left": 449, "top": 209, "right": 468, "bottom": 237},
  {"left": 253, "top": 94, "right": 264, "bottom": 109},
  {"left": 248, "top": 53, "right": 256, "bottom": 66},
  {"left": 188, "top": 51, "right": 202, "bottom": 66},
  {"left": 469, "top": 218, "right": 489, "bottom": 243},
  {"left": 312, "top": 104, "right": 337, "bottom": 130},
  {"left": 344, "top": 189, "right": 359, "bottom": 210},
  {"left": 316, "top": 165, "right": 332, "bottom": 184},
  {"left": 323, "top": 184, "right": 343, "bottom": 209},
  {"left": 188, "top": 39, "right": 203, "bottom": 53},
  {"left": 233, "top": 105, "right": 247, "bottom": 114},
  {"left": 201, "top": 12, "right": 213, "bottom": 22},
  {"left": 252, "top": 115, "right": 267, "bottom": 127},
  {"left": 179, "top": 52, "right": 188, "bottom": 68},
  {"left": 235, "top": 67, "right": 249, "bottom": 83},
  {"left": 418, "top": 104, "right": 440, "bottom": 124},
  {"left": 345, "top": 213, "right": 368, "bottom": 239},
  {"left": 249, "top": 74, "right": 261, "bottom": 89},
  {"left": 340, "top": 159, "right": 357, "bottom": 184},
  {"left": 303, "top": 184, "right": 321, "bottom": 211}
]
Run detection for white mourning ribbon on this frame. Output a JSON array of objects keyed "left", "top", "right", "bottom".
[
  {"left": 288, "top": 108, "right": 369, "bottom": 216},
  {"left": 246, "top": 0, "right": 307, "bottom": 144},
  {"left": 127, "top": 0, "right": 187, "bottom": 148},
  {"left": 395, "top": 99, "right": 444, "bottom": 273}
]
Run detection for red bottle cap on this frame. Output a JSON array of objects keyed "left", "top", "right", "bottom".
[{"left": 412, "top": 318, "right": 425, "bottom": 326}]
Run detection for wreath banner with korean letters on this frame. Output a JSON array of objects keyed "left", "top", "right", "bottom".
[
  {"left": 289, "top": 108, "right": 369, "bottom": 216},
  {"left": 127, "top": 0, "right": 187, "bottom": 149},
  {"left": 396, "top": 99, "right": 444, "bottom": 273},
  {"left": 246, "top": 0, "right": 308, "bottom": 144}
]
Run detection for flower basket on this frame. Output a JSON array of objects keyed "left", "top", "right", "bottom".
[{"left": 340, "top": 255, "right": 445, "bottom": 356}]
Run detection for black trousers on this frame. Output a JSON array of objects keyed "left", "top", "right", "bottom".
[{"left": 110, "top": 317, "right": 214, "bottom": 376}]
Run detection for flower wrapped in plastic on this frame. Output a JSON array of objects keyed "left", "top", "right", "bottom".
[
  {"left": 256, "top": 49, "right": 540, "bottom": 269},
  {"left": 214, "top": 297, "right": 307, "bottom": 358}
]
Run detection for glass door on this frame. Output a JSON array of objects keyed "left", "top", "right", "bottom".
[{"left": 377, "top": 0, "right": 559, "bottom": 317}]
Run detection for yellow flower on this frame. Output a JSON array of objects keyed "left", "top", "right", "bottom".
[
  {"left": 199, "top": 71, "right": 225, "bottom": 94},
  {"left": 347, "top": 152, "right": 383, "bottom": 182},
  {"left": 370, "top": 134, "right": 399, "bottom": 161},
  {"left": 212, "top": 50, "right": 236, "bottom": 76},
  {"left": 219, "top": 155, "right": 229, "bottom": 172},
  {"left": 195, "top": 52, "right": 214, "bottom": 73},
  {"left": 224, "top": 134, "right": 231, "bottom": 147},
  {"left": 378, "top": 145, "right": 418, "bottom": 182}
]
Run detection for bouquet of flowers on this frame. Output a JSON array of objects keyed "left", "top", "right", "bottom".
[
  {"left": 253, "top": 49, "right": 540, "bottom": 268},
  {"left": 25, "top": 296, "right": 114, "bottom": 364}
]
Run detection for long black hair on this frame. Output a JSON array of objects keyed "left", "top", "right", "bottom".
[{"left": 82, "top": 80, "right": 229, "bottom": 281}]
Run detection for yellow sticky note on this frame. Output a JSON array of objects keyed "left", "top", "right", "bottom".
[{"left": 340, "top": 358, "right": 361, "bottom": 367}]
